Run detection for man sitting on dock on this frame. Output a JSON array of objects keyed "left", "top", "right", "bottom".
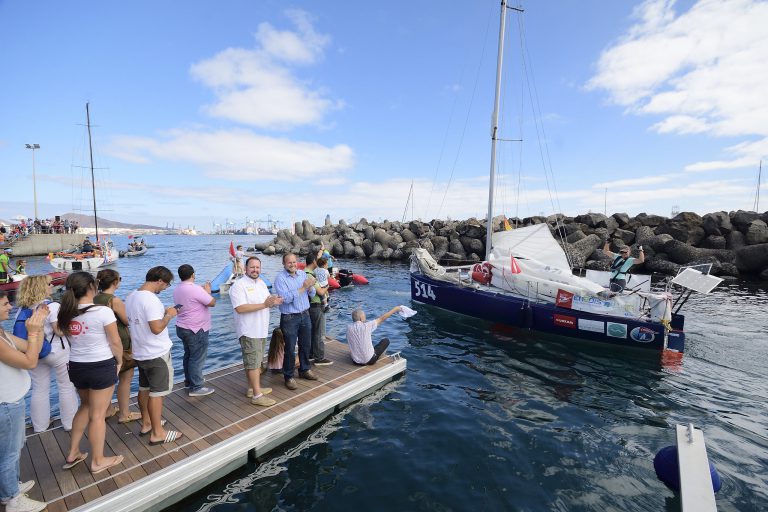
[
  {"left": 230, "top": 256, "right": 281, "bottom": 406},
  {"left": 346, "top": 306, "right": 402, "bottom": 365},
  {"left": 273, "top": 252, "right": 318, "bottom": 390},
  {"left": 126, "top": 266, "right": 184, "bottom": 445}
]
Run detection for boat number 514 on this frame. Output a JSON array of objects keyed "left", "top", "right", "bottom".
[{"left": 414, "top": 282, "right": 436, "bottom": 300}]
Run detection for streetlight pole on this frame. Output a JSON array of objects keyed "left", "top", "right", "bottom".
[{"left": 25, "top": 143, "right": 40, "bottom": 220}]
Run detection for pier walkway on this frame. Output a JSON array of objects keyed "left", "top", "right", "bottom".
[{"left": 16, "top": 339, "right": 406, "bottom": 512}]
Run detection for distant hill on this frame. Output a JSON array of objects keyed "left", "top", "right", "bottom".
[{"left": 62, "top": 213, "right": 165, "bottom": 230}]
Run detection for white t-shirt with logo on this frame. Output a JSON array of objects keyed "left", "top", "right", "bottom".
[
  {"left": 230, "top": 275, "right": 271, "bottom": 339},
  {"left": 125, "top": 290, "right": 172, "bottom": 360},
  {"left": 67, "top": 304, "right": 117, "bottom": 363}
]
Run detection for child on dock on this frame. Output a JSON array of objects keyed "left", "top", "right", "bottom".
[
  {"left": 315, "top": 258, "right": 331, "bottom": 312},
  {"left": 266, "top": 327, "right": 299, "bottom": 374}
]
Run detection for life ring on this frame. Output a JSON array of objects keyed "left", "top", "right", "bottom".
[{"left": 471, "top": 262, "right": 493, "bottom": 285}]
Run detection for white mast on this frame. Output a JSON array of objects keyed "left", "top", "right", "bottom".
[{"left": 484, "top": 0, "right": 509, "bottom": 260}]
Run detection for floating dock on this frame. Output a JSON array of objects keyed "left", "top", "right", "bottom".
[{"left": 19, "top": 339, "right": 406, "bottom": 511}]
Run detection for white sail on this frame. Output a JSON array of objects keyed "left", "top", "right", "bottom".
[{"left": 490, "top": 224, "right": 570, "bottom": 271}]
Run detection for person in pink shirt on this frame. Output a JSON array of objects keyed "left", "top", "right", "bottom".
[{"left": 172, "top": 264, "right": 216, "bottom": 397}]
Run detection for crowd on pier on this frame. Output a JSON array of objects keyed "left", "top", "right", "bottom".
[
  {"left": 0, "top": 246, "right": 403, "bottom": 512},
  {"left": 0, "top": 217, "right": 80, "bottom": 246}
]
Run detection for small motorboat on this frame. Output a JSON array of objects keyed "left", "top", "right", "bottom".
[
  {"left": 0, "top": 272, "right": 68, "bottom": 294},
  {"left": 295, "top": 262, "right": 369, "bottom": 288},
  {"left": 119, "top": 246, "right": 148, "bottom": 258}
]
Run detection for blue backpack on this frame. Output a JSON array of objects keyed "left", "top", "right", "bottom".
[{"left": 13, "top": 307, "right": 52, "bottom": 358}]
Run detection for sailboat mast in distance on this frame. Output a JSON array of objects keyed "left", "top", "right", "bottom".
[{"left": 86, "top": 102, "right": 99, "bottom": 240}]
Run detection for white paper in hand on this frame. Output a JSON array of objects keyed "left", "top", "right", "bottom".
[{"left": 399, "top": 305, "right": 417, "bottom": 319}]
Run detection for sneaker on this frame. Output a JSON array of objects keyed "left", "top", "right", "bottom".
[
  {"left": 299, "top": 370, "right": 318, "bottom": 380},
  {"left": 313, "top": 358, "right": 334, "bottom": 366},
  {"left": 285, "top": 378, "right": 298, "bottom": 390},
  {"left": 188, "top": 386, "right": 214, "bottom": 397},
  {"left": 1, "top": 482, "right": 34, "bottom": 505},
  {"left": 251, "top": 394, "right": 277, "bottom": 407},
  {"left": 247, "top": 387, "right": 272, "bottom": 397},
  {"left": 5, "top": 493, "right": 46, "bottom": 512}
]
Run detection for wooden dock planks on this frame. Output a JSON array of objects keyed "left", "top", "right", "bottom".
[{"left": 15, "top": 339, "right": 404, "bottom": 512}]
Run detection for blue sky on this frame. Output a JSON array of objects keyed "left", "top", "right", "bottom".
[{"left": 1, "top": 0, "right": 766, "bottom": 230}]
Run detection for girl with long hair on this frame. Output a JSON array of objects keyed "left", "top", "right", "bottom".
[
  {"left": 0, "top": 290, "right": 48, "bottom": 512},
  {"left": 57, "top": 272, "right": 124, "bottom": 474},
  {"left": 15, "top": 275, "right": 78, "bottom": 432},
  {"left": 95, "top": 269, "right": 141, "bottom": 424}
]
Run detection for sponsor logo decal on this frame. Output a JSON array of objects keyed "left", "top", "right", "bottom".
[
  {"left": 69, "top": 320, "right": 84, "bottom": 336},
  {"left": 578, "top": 319, "right": 604, "bottom": 333},
  {"left": 630, "top": 326, "right": 656, "bottom": 343},
  {"left": 556, "top": 289, "right": 574, "bottom": 308},
  {"left": 553, "top": 314, "right": 576, "bottom": 329},
  {"left": 607, "top": 322, "right": 627, "bottom": 338}
]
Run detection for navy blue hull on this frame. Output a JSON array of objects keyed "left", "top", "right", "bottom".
[{"left": 411, "top": 273, "right": 684, "bottom": 353}]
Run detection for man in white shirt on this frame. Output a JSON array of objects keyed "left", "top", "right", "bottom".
[
  {"left": 346, "top": 306, "right": 401, "bottom": 365},
  {"left": 230, "top": 257, "right": 283, "bottom": 407},
  {"left": 125, "top": 266, "right": 183, "bottom": 446}
]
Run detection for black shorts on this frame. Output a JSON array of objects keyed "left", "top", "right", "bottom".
[{"left": 68, "top": 358, "right": 117, "bottom": 390}]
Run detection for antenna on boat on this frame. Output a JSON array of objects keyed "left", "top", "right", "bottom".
[
  {"left": 754, "top": 160, "right": 762, "bottom": 212},
  {"left": 402, "top": 180, "right": 415, "bottom": 222},
  {"left": 86, "top": 102, "right": 99, "bottom": 241}
]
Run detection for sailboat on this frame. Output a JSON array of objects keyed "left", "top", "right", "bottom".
[
  {"left": 49, "top": 103, "right": 119, "bottom": 271},
  {"left": 409, "top": 1, "right": 722, "bottom": 355}
]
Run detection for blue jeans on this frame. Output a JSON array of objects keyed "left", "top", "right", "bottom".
[
  {"left": 0, "top": 398, "right": 25, "bottom": 501},
  {"left": 280, "top": 311, "right": 312, "bottom": 380},
  {"left": 176, "top": 326, "right": 209, "bottom": 391}
]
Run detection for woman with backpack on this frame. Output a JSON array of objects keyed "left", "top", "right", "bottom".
[
  {"left": 57, "top": 272, "right": 124, "bottom": 474},
  {"left": 14, "top": 275, "right": 79, "bottom": 433},
  {"left": 95, "top": 269, "right": 141, "bottom": 424},
  {"left": 0, "top": 290, "right": 48, "bottom": 512}
]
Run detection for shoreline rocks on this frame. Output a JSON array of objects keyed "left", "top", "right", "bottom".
[{"left": 254, "top": 210, "right": 768, "bottom": 279}]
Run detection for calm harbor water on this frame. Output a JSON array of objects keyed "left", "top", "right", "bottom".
[{"left": 6, "top": 235, "right": 767, "bottom": 511}]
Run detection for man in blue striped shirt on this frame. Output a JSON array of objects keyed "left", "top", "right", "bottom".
[{"left": 273, "top": 253, "right": 318, "bottom": 390}]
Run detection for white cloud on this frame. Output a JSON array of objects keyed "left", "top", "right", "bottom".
[
  {"left": 190, "top": 9, "right": 338, "bottom": 129},
  {"left": 593, "top": 175, "right": 674, "bottom": 188},
  {"left": 108, "top": 129, "right": 354, "bottom": 181},
  {"left": 586, "top": 0, "right": 768, "bottom": 169}
]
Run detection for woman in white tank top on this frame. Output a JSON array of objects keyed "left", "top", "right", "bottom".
[{"left": 0, "top": 290, "right": 48, "bottom": 512}]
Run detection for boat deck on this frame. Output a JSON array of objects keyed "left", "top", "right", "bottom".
[{"left": 16, "top": 339, "right": 406, "bottom": 512}]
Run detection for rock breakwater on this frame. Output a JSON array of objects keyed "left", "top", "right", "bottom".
[{"left": 253, "top": 210, "right": 768, "bottom": 279}]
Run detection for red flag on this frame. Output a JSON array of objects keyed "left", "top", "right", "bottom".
[
  {"left": 510, "top": 255, "right": 522, "bottom": 274},
  {"left": 229, "top": 241, "right": 236, "bottom": 258}
]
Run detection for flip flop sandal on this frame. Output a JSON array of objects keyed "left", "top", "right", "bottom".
[
  {"left": 91, "top": 455, "right": 124, "bottom": 475},
  {"left": 149, "top": 430, "right": 183, "bottom": 446},
  {"left": 118, "top": 412, "right": 143, "bottom": 424},
  {"left": 62, "top": 452, "right": 89, "bottom": 470},
  {"left": 139, "top": 419, "right": 167, "bottom": 436},
  {"left": 105, "top": 406, "right": 119, "bottom": 418}
]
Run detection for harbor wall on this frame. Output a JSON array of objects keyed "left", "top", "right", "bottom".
[
  {"left": 8, "top": 234, "right": 86, "bottom": 256},
  {"left": 255, "top": 210, "right": 768, "bottom": 279}
]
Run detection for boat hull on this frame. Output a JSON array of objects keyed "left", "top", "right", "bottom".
[
  {"left": 0, "top": 272, "right": 68, "bottom": 293},
  {"left": 50, "top": 248, "right": 119, "bottom": 271},
  {"left": 410, "top": 272, "right": 683, "bottom": 353}
]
